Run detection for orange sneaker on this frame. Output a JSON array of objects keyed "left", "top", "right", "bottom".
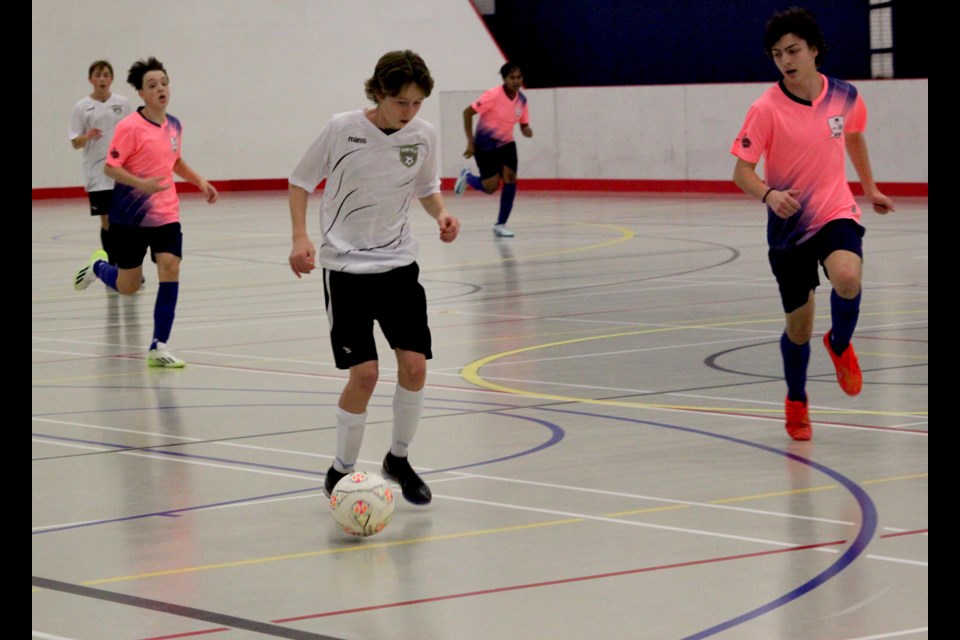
[
  {"left": 823, "top": 331, "right": 862, "bottom": 396},
  {"left": 785, "top": 397, "right": 812, "bottom": 441}
]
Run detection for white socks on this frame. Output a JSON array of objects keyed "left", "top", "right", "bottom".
[
  {"left": 390, "top": 385, "right": 424, "bottom": 458},
  {"left": 333, "top": 406, "right": 366, "bottom": 473}
]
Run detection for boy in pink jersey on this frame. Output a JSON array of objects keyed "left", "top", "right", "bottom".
[
  {"left": 454, "top": 61, "right": 533, "bottom": 237},
  {"left": 730, "top": 7, "right": 894, "bottom": 441},
  {"left": 73, "top": 57, "right": 219, "bottom": 368}
]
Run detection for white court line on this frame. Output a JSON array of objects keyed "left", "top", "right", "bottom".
[
  {"left": 844, "top": 628, "right": 928, "bottom": 639},
  {"left": 33, "top": 434, "right": 926, "bottom": 568}
]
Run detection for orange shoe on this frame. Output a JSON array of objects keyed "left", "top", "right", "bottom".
[
  {"left": 785, "top": 397, "right": 812, "bottom": 441},
  {"left": 823, "top": 331, "right": 862, "bottom": 396}
]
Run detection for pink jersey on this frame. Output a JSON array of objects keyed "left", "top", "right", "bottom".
[
  {"left": 106, "top": 108, "right": 183, "bottom": 227},
  {"left": 730, "top": 74, "right": 867, "bottom": 249},
  {"left": 472, "top": 85, "right": 529, "bottom": 152}
]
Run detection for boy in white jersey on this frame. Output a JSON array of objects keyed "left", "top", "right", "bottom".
[
  {"left": 288, "top": 50, "right": 461, "bottom": 505},
  {"left": 730, "top": 8, "right": 894, "bottom": 441},
  {"left": 68, "top": 60, "right": 132, "bottom": 264}
]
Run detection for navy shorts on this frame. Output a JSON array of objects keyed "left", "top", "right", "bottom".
[
  {"left": 108, "top": 222, "right": 183, "bottom": 269},
  {"left": 88, "top": 190, "right": 113, "bottom": 217},
  {"left": 474, "top": 141, "right": 518, "bottom": 181},
  {"left": 323, "top": 261, "right": 433, "bottom": 370},
  {"left": 768, "top": 218, "right": 865, "bottom": 313}
]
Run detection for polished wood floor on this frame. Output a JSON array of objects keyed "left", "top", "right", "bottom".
[{"left": 33, "top": 190, "right": 928, "bottom": 640}]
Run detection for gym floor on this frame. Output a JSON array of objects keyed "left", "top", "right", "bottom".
[{"left": 33, "top": 190, "right": 928, "bottom": 640}]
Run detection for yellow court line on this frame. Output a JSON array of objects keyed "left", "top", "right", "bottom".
[
  {"left": 77, "top": 519, "right": 581, "bottom": 586},
  {"left": 424, "top": 222, "right": 636, "bottom": 271},
  {"left": 34, "top": 470, "right": 926, "bottom": 590},
  {"left": 459, "top": 322, "right": 927, "bottom": 417}
]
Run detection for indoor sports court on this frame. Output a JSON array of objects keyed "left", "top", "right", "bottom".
[
  {"left": 33, "top": 1, "right": 927, "bottom": 637},
  {"left": 33, "top": 189, "right": 928, "bottom": 639}
]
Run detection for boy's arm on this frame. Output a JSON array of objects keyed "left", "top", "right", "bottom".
[
  {"left": 288, "top": 184, "right": 316, "bottom": 278},
  {"left": 462, "top": 105, "right": 477, "bottom": 158},
  {"left": 732, "top": 157, "right": 801, "bottom": 219},
  {"left": 845, "top": 132, "right": 894, "bottom": 214},
  {"left": 173, "top": 158, "right": 218, "bottom": 203},
  {"left": 419, "top": 192, "right": 460, "bottom": 244},
  {"left": 104, "top": 164, "right": 169, "bottom": 195}
]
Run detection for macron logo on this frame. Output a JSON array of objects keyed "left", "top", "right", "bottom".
[{"left": 348, "top": 136, "right": 366, "bottom": 144}]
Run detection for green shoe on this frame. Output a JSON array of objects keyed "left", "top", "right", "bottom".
[
  {"left": 147, "top": 343, "right": 186, "bottom": 368},
  {"left": 73, "top": 249, "right": 108, "bottom": 291}
]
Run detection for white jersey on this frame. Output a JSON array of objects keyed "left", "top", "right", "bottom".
[
  {"left": 289, "top": 109, "right": 441, "bottom": 274},
  {"left": 68, "top": 93, "right": 132, "bottom": 193}
]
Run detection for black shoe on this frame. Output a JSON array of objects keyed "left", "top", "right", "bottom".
[
  {"left": 382, "top": 452, "right": 432, "bottom": 505},
  {"left": 323, "top": 466, "right": 347, "bottom": 497}
]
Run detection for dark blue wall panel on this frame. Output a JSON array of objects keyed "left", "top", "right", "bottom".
[{"left": 485, "top": 1, "right": 872, "bottom": 87}]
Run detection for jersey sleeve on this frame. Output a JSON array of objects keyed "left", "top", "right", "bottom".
[
  {"left": 520, "top": 98, "right": 530, "bottom": 126},
  {"left": 471, "top": 87, "right": 498, "bottom": 115},
  {"left": 729, "top": 102, "right": 770, "bottom": 164},
  {"left": 289, "top": 120, "right": 334, "bottom": 193},
  {"left": 845, "top": 94, "right": 867, "bottom": 134},
  {"left": 68, "top": 100, "right": 86, "bottom": 141},
  {"left": 105, "top": 120, "right": 136, "bottom": 168}
]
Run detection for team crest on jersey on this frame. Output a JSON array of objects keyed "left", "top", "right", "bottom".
[
  {"left": 170, "top": 135, "right": 179, "bottom": 153},
  {"left": 828, "top": 115, "right": 844, "bottom": 138},
  {"left": 112, "top": 105, "right": 124, "bottom": 115},
  {"left": 399, "top": 145, "right": 418, "bottom": 167}
]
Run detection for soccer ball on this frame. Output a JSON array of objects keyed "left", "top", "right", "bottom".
[{"left": 329, "top": 470, "right": 395, "bottom": 537}]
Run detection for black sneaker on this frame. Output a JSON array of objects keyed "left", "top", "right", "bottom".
[
  {"left": 382, "top": 452, "right": 432, "bottom": 505},
  {"left": 323, "top": 466, "right": 347, "bottom": 498}
]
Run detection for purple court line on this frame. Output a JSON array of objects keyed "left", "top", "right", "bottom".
[{"left": 35, "top": 398, "right": 883, "bottom": 639}]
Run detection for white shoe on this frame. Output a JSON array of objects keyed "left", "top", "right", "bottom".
[
  {"left": 454, "top": 168, "right": 469, "bottom": 196},
  {"left": 74, "top": 249, "right": 108, "bottom": 291},
  {"left": 493, "top": 224, "right": 515, "bottom": 238},
  {"left": 147, "top": 342, "right": 186, "bottom": 368}
]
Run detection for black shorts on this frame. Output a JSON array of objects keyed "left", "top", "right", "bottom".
[
  {"left": 474, "top": 141, "right": 518, "bottom": 180},
  {"left": 323, "top": 261, "right": 433, "bottom": 369},
  {"left": 768, "top": 218, "right": 865, "bottom": 313},
  {"left": 108, "top": 222, "right": 183, "bottom": 269},
  {"left": 88, "top": 190, "right": 113, "bottom": 217}
]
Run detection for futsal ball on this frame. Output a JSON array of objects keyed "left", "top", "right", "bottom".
[{"left": 329, "top": 470, "right": 395, "bottom": 537}]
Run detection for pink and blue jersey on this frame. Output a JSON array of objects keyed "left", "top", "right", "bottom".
[
  {"left": 730, "top": 74, "right": 867, "bottom": 250},
  {"left": 472, "top": 85, "right": 529, "bottom": 152},
  {"left": 106, "top": 108, "right": 183, "bottom": 227}
]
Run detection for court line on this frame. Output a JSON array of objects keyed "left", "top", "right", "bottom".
[
  {"left": 459, "top": 323, "right": 927, "bottom": 417},
  {"left": 32, "top": 576, "right": 344, "bottom": 640}
]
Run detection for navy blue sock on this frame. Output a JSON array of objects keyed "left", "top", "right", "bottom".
[
  {"left": 93, "top": 260, "right": 118, "bottom": 291},
  {"left": 781, "top": 331, "right": 809, "bottom": 403},
  {"left": 151, "top": 282, "right": 179, "bottom": 349},
  {"left": 829, "top": 289, "right": 861, "bottom": 354},
  {"left": 466, "top": 173, "right": 483, "bottom": 191},
  {"left": 497, "top": 183, "right": 517, "bottom": 225},
  {"left": 100, "top": 227, "right": 116, "bottom": 264}
]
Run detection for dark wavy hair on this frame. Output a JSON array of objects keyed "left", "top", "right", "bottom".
[
  {"left": 764, "top": 7, "right": 829, "bottom": 67},
  {"left": 127, "top": 57, "right": 167, "bottom": 90},
  {"left": 499, "top": 61, "right": 521, "bottom": 79}
]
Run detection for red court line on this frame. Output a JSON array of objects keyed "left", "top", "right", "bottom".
[
  {"left": 139, "top": 528, "right": 927, "bottom": 639},
  {"left": 32, "top": 178, "right": 928, "bottom": 200}
]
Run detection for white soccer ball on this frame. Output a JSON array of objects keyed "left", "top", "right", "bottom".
[{"left": 329, "top": 470, "right": 395, "bottom": 537}]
